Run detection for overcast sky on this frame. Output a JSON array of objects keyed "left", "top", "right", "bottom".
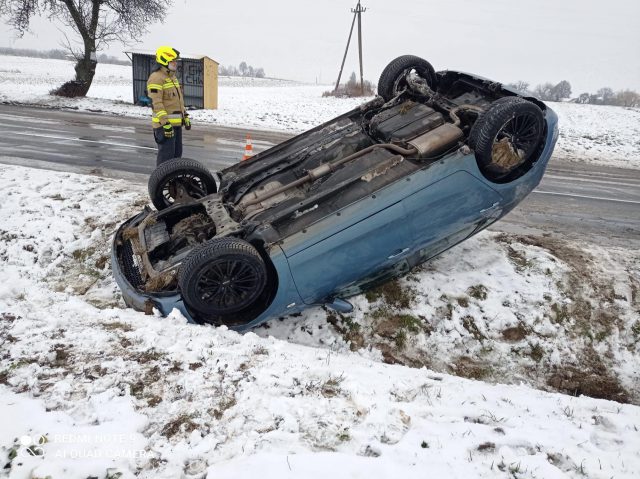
[{"left": 1, "top": 0, "right": 639, "bottom": 94}]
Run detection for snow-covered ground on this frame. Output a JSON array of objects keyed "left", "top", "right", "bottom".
[
  {"left": 1, "top": 55, "right": 639, "bottom": 169},
  {"left": 1, "top": 165, "right": 639, "bottom": 478},
  {"left": 1, "top": 55, "right": 640, "bottom": 477},
  {"left": 551, "top": 102, "right": 640, "bottom": 170},
  {"left": 0, "top": 55, "right": 368, "bottom": 133}
]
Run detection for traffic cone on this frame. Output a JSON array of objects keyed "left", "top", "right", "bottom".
[{"left": 242, "top": 134, "right": 253, "bottom": 161}]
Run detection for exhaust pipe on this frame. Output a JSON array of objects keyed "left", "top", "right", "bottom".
[
  {"left": 407, "top": 123, "right": 464, "bottom": 157},
  {"left": 239, "top": 123, "right": 464, "bottom": 211}
]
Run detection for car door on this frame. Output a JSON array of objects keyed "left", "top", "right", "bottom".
[
  {"left": 283, "top": 201, "right": 413, "bottom": 305},
  {"left": 403, "top": 171, "right": 503, "bottom": 261}
]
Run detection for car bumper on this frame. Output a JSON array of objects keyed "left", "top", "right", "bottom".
[
  {"left": 111, "top": 208, "right": 197, "bottom": 323},
  {"left": 112, "top": 210, "right": 305, "bottom": 330}
]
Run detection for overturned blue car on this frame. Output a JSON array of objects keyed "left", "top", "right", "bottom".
[{"left": 112, "top": 55, "right": 559, "bottom": 330}]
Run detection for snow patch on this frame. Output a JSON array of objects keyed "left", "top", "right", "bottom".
[{"left": 1, "top": 165, "right": 639, "bottom": 478}]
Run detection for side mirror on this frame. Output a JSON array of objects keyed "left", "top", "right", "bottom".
[{"left": 325, "top": 298, "right": 354, "bottom": 313}]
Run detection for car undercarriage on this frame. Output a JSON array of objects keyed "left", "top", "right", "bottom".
[{"left": 113, "top": 55, "right": 555, "bottom": 327}]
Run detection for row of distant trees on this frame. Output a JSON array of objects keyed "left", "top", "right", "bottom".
[
  {"left": 0, "top": 47, "right": 129, "bottom": 65},
  {"left": 0, "top": 47, "right": 270, "bottom": 78},
  {"left": 507, "top": 80, "right": 573, "bottom": 102},
  {"left": 574, "top": 87, "right": 640, "bottom": 107},
  {"left": 219, "top": 61, "right": 265, "bottom": 78},
  {"left": 507, "top": 80, "right": 640, "bottom": 107},
  {"left": 1, "top": 46, "right": 271, "bottom": 80}
]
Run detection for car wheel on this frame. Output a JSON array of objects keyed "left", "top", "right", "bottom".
[
  {"left": 148, "top": 158, "right": 217, "bottom": 211},
  {"left": 378, "top": 55, "right": 437, "bottom": 102},
  {"left": 178, "top": 237, "right": 268, "bottom": 319},
  {"left": 469, "top": 98, "right": 545, "bottom": 182},
  {"left": 468, "top": 96, "right": 527, "bottom": 150}
]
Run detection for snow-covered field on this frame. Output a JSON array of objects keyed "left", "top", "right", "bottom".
[
  {"left": 0, "top": 55, "right": 367, "bottom": 133},
  {"left": 551, "top": 102, "right": 640, "bottom": 170},
  {"left": 1, "top": 55, "right": 639, "bottom": 169},
  {"left": 1, "top": 165, "right": 639, "bottom": 478}
]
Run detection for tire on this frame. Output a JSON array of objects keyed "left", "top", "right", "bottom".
[
  {"left": 378, "top": 55, "right": 437, "bottom": 102},
  {"left": 468, "top": 96, "right": 526, "bottom": 150},
  {"left": 148, "top": 158, "right": 217, "bottom": 211},
  {"left": 178, "top": 237, "right": 268, "bottom": 319},
  {"left": 469, "top": 98, "right": 545, "bottom": 182}
]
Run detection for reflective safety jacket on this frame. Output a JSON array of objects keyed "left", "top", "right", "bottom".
[{"left": 147, "top": 67, "right": 186, "bottom": 129}]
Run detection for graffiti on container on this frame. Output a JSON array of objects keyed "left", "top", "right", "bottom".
[{"left": 179, "top": 63, "right": 203, "bottom": 86}]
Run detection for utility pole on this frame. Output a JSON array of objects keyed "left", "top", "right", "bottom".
[
  {"left": 355, "top": 1, "right": 365, "bottom": 95},
  {"left": 334, "top": 1, "right": 366, "bottom": 93}
]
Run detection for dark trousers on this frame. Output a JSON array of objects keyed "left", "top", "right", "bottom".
[{"left": 154, "top": 126, "right": 183, "bottom": 165}]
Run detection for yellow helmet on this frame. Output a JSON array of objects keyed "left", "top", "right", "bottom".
[{"left": 156, "top": 46, "right": 180, "bottom": 66}]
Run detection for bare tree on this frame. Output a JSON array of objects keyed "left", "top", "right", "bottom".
[
  {"left": 507, "top": 80, "right": 530, "bottom": 94},
  {"left": 533, "top": 82, "right": 555, "bottom": 101},
  {"left": 0, "top": 0, "right": 167, "bottom": 97},
  {"left": 576, "top": 93, "right": 590, "bottom": 104},
  {"left": 551, "top": 80, "right": 571, "bottom": 101},
  {"left": 348, "top": 71, "right": 357, "bottom": 87},
  {"left": 614, "top": 90, "right": 640, "bottom": 107},
  {"left": 221, "top": 65, "right": 239, "bottom": 76},
  {"left": 220, "top": 62, "right": 266, "bottom": 78},
  {"left": 596, "top": 87, "right": 615, "bottom": 104},
  {"left": 324, "top": 70, "right": 374, "bottom": 98}
]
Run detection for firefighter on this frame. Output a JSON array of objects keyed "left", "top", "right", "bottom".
[{"left": 147, "top": 46, "right": 192, "bottom": 165}]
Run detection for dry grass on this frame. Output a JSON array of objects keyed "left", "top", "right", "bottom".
[
  {"left": 501, "top": 324, "right": 528, "bottom": 342},
  {"left": 326, "top": 311, "right": 365, "bottom": 351},
  {"left": 365, "top": 280, "right": 416, "bottom": 309},
  {"left": 546, "top": 348, "right": 629, "bottom": 402},
  {"left": 323, "top": 78, "right": 375, "bottom": 98},
  {"left": 161, "top": 414, "right": 198, "bottom": 438},
  {"left": 451, "top": 356, "right": 492, "bottom": 381}
]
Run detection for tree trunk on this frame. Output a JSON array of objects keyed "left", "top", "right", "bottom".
[
  {"left": 73, "top": 54, "right": 97, "bottom": 95},
  {"left": 53, "top": 41, "right": 97, "bottom": 98}
]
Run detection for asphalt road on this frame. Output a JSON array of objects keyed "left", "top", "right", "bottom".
[
  {"left": 1, "top": 103, "right": 638, "bottom": 248},
  {"left": 0, "top": 103, "right": 291, "bottom": 178},
  {"left": 499, "top": 161, "right": 640, "bottom": 247}
]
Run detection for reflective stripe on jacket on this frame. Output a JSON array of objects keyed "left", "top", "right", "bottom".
[{"left": 147, "top": 67, "right": 186, "bottom": 128}]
